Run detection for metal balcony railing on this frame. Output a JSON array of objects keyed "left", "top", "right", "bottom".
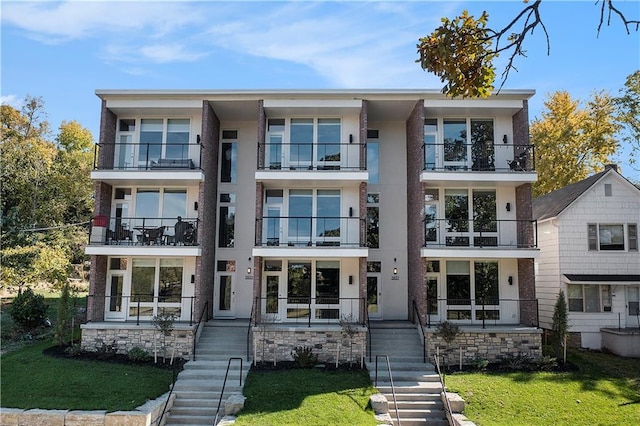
[
  {"left": 89, "top": 216, "right": 199, "bottom": 246},
  {"left": 423, "top": 143, "right": 535, "bottom": 172},
  {"left": 424, "top": 298, "right": 539, "bottom": 328},
  {"left": 93, "top": 142, "right": 202, "bottom": 171},
  {"left": 253, "top": 296, "right": 365, "bottom": 326},
  {"left": 87, "top": 294, "right": 197, "bottom": 325},
  {"left": 257, "top": 142, "right": 365, "bottom": 171},
  {"left": 423, "top": 218, "right": 537, "bottom": 248},
  {"left": 255, "top": 216, "right": 366, "bottom": 247}
]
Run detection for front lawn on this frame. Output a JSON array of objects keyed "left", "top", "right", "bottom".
[
  {"left": 234, "top": 368, "right": 378, "bottom": 425},
  {"left": 446, "top": 349, "right": 640, "bottom": 426},
  {"left": 0, "top": 339, "right": 175, "bottom": 412}
]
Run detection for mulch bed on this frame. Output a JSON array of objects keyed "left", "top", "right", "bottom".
[
  {"left": 42, "top": 344, "right": 186, "bottom": 371},
  {"left": 251, "top": 360, "right": 367, "bottom": 372}
]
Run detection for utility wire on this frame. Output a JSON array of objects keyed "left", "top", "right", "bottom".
[{"left": 20, "top": 221, "right": 91, "bottom": 232}]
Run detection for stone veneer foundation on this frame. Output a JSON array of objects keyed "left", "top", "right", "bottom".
[
  {"left": 0, "top": 391, "right": 174, "bottom": 426},
  {"left": 425, "top": 327, "right": 543, "bottom": 364},
  {"left": 252, "top": 326, "right": 367, "bottom": 364},
  {"left": 81, "top": 322, "right": 196, "bottom": 359}
]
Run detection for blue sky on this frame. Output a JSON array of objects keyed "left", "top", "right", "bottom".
[{"left": 2, "top": 0, "right": 639, "bottom": 180}]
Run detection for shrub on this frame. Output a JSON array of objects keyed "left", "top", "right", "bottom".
[
  {"left": 54, "top": 282, "right": 72, "bottom": 346},
  {"left": 9, "top": 288, "right": 48, "bottom": 330},
  {"left": 291, "top": 346, "right": 318, "bottom": 368},
  {"left": 128, "top": 347, "right": 151, "bottom": 362},
  {"left": 470, "top": 357, "right": 489, "bottom": 371},
  {"left": 96, "top": 340, "right": 118, "bottom": 360},
  {"left": 64, "top": 343, "right": 83, "bottom": 357}
]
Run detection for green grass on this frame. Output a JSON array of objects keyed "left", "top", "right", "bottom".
[
  {"left": 0, "top": 339, "right": 175, "bottom": 411},
  {"left": 234, "top": 368, "right": 379, "bottom": 425},
  {"left": 446, "top": 349, "right": 640, "bottom": 426}
]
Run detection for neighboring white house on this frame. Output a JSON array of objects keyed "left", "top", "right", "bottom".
[{"left": 533, "top": 165, "right": 640, "bottom": 351}]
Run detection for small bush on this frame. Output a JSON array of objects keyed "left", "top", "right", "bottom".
[
  {"left": 128, "top": 347, "right": 151, "bottom": 362},
  {"left": 96, "top": 340, "right": 118, "bottom": 360},
  {"left": 470, "top": 357, "right": 489, "bottom": 371},
  {"left": 9, "top": 288, "right": 48, "bottom": 331},
  {"left": 535, "top": 355, "right": 558, "bottom": 371},
  {"left": 64, "top": 344, "right": 83, "bottom": 357},
  {"left": 291, "top": 346, "right": 318, "bottom": 368},
  {"left": 500, "top": 353, "right": 533, "bottom": 371}
]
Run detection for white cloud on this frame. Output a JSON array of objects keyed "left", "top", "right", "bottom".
[
  {"left": 0, "top": 94, "right": 22, "bottom": 108},
  {"left": 1, "top": 1, "right": 204, "bottom": 43},
  {"left": 204, "top": 2, "right": 445, "bottom": 87},
  {"left": 139, "top": 43, "right": 207, "bottom": 63}
]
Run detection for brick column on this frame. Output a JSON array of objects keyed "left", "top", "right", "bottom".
[
  {"left": 406, "top": 100, "right": 425, "bottom": 318},
  {"left": 198, "top": 100, "right": 220, "bottom": 320}
]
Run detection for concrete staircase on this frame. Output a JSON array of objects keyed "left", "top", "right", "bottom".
[
  {"left": 164, "top": 320, "right": 251, "bottom": 426},
  {"left": 368, "top": 321, "right": 448, "bottom": 426}
]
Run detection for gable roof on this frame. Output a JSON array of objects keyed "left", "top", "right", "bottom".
[{"left": 532, "top": 170, "right": 609, "bottom": 221}]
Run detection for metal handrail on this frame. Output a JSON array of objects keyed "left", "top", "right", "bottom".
[
  {"left": 89, "top": 216, "right": 199, "bottom": 246},
  {"left": 252, "top": 296, "right": 363, "bottom": 326},
  {"left": 433, "top": 354, "right": 454, "bottom": 426},
  {"left": 254, "top": 216, "right": 366, "bottom": 247},
  {"left": 93, "top": 142, "right": 202, "bottom": 171},
  {"left": 423, "top": 143, "right": 535, "bottom": 172},
  {"left": 365, "top": 302, "right": 372, "bottom": 363},
  {"left": 374, "top": 355, "right": 401, "bottom": 426},
  {"left": 423, "top": 298, "right": 539, "bottom": 328},
  {"left": 86, "top": 294, "right": 195, "bottom": 326},
  {"left": 246, "top": 300, "right": 254, "bottom": 361},
  {"left": 423, "top": 218, "right": 538, "bottom": 249},
  {"left": 256, "top": 141, "right": 365, "bottom": 171},
  {"left": 157, "top": 367, "right": 179, "bottom": 425},
  {"left": 213, "top": 357, "right": 243, "bottom": 425},
  {"left": 412, "top": 300, "right": 428, "bottom": 363},
  {"left": 192, "top": 300, "right": 209, "bottom": 361}
]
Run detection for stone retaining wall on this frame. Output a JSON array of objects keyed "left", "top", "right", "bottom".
[
  {"left": 0, "top": 391, "right": 175, "bottom": 426},
  {"left": 81, "top": 323, "right": 196, "bottom": 359},
  {"left": 426, "top": 328, "right": 543, "bottom": 364},
  {"left": 252, "top": 327, "right": 367, "bottom": 363}
]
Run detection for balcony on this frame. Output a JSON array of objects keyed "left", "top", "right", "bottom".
[
  {"left": 424, "top": 298, "right": 539, "bottom": 328},
  {"left": 91, "top": 143, "right": 204, "bottom": 185},
  {"left": 85, "top": 216, "right": 200, "bottom": 256},
  {"left": 421, "top": 143, "right": 536, "bottom": 185},
  {"left": 253, "top": 296, "right": 364, "bottom": 325},
  {"left": 253, "top": 216, "right": 368, "bottom": 258},
  {"left": 255, "top": 142, "right": 367, "bottom": 185},
  {"left": 422, "top": 219, "right": 539, "bottom": 259}
]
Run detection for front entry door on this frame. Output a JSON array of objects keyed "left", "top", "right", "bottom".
[
  {"left": 367, "top": 275, "right": 382, "bottom": 319},
  {"left": 105, "top": 272, "right": 125, "bottom": 320},
  {"left": 214, "top": 273, "right": 235, "bottom": 318}
]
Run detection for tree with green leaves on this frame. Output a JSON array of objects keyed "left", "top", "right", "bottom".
[
  {"left": 531, "top": 91, "right": 619, "bottom": 196},
  {"left": 417, "top": 0, "right": 639, "bottom": 98},
  {"left": 551, "top": 289, "right": 569, "bottom": 363},
  {"left": 1, "top": 97, "right": 94, "bottom": 292},
  {"left": 614, "top": 70, "right": 640, "bottom": 170}
]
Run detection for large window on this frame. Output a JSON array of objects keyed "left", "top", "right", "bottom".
[
  {"left": 287, "top": 260, "right": 340, "bottom": 319},
  {"left": 220, "top": 130, "right": 238, "bottom": 183},
  {"left": 432, "top": 118, "right": 495, "bottom": 171},
  {"left": 137, "top": 118, "right": 191, "bottom": 165},
  {"left": 367, "top": 193, "right": 380, "bottom": 248},
  {"left": 268, "top": 118, "right": 342, "bottom": 169},
  {"left": 367, "top": 130, "right": 379, "bottom": 182},
  {"left": 445, "top": 189, "right": 496, "bottom": 247},
  {"left": 218, "top": 193, "right": 236, "bottom": 248},
  {"left": 130, "top": 258, "right": 184, "bottom": 317},
  {"left": 588, "top": 224, "right": 637, "bottom": 251},
  {"left": 568, "top": 284, "right": 612, "bottom": 312},
  {"left": 286, "top": 189, "right": 341, "bottom": 245},
  {"left": 132, "top": 188, "right": 187, "bottom": 224},
  {"left": 446, "top": 260, "right": 500, "bottom": 320}
]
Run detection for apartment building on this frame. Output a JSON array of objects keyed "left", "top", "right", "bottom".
[{"left": 83, "top": 89, "right": 541, "bottom": 362}]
